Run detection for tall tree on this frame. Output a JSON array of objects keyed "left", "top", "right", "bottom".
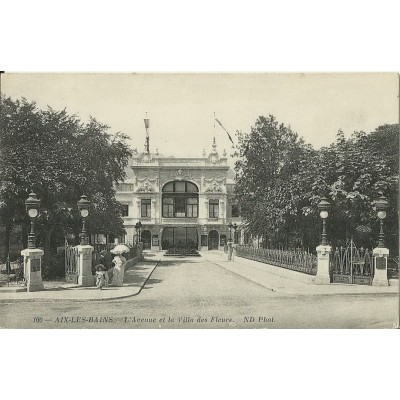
[
  {"left": 234, "top": 115, "right": 318, "bottom": 248},
  {"left": 0, "top": 95, "right": 133, "bottom": 268},
  {"left": 316, "top": 125, "right": 399, "bottom": 249},
  {"left": 234, "top": 115, "right": 399, "bottom": 252}
]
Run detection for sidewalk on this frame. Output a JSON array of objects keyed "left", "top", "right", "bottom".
[
  {"left": 0, "top": 251, "right": 161, "bottom": 303},
  {"left": 202, "top": 251, "right": 399, "bottom": 296}
]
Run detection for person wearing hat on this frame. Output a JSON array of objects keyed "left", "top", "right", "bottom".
[
  {"left": 98, "top": 250, "right": 110, "bottom": 286},
  {"left": 110, "top": 253, "right": 127, "bottom": 287},
  {"left": 95, "top": 264, "right": 106, "bottom": 289}
]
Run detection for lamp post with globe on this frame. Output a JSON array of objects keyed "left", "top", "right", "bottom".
[
  {"left": 372, "top": 195, "right": 390, "bottom": 286},
  {"left": 25, "top": 192, "right": 41, "bottom": 249},
  {"left": 317, "top": 197, "right": 331, "bottom": 246},
  {"left": 315, "top": 196, "right": 332, "bottom": 285},
  {"left": 135, "top": 221, "right": 142, "bottom": 244},
  {"left": 76, "top": 195, "right": 94, "bottom": 287},
  {"left": 375, "top": 195, "right": 389, "bottom": 248},
  {"left": 77, "top": 195, "right": 90, "bottom": 245},
  {"left": 21, "top": 192, "right": 44, "bottom": 291}
]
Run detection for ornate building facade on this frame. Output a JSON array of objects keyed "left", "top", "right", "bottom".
[{"left": 115, "top": 139, "right": 241, "bottom": 250}]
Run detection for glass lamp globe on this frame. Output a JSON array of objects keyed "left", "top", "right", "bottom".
[
  {"left": 28, "top": 208, "right": 38, "bottom": 218},
  {"left": 377, "top": 211, "right": 387, "bottom": 220},
  {"left": 80, "top": 209, "right": 89, "bottom": 218},
  {"left": 319, "top": 210, "right": 329, "bottom": 219}
]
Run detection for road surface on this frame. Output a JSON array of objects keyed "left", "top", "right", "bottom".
[{"left": 0, "top": 255, "right": 397, "bottom": 328}]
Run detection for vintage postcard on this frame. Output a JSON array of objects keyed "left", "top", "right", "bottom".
[{"left": 0, "top": 73, "right": 399, "bottom": 328}]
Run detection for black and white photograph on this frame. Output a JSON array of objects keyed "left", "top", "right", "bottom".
[
  {"left": 0, "top": 73, "right": 398, "bottom": 329},
  {"left": 2, "top": 2, "right": 400, "bottom": 400}
]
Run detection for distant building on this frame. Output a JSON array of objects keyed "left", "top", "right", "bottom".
[{"left": 115, "top": 138, "right": 242, "bottom": 250}]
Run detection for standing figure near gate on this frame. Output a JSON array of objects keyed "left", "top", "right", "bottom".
[
  {"left": 111, "top": 254, "right": 127, "bottom": 286},
  {"left": 227, "top": 241, "right": 233, "bottom": 261},
  {"left": 231, "top": 243, "right": 237, "bottom": 262},
  {"left": 95, "top": 264, "right": 106, "bottom": 289}
]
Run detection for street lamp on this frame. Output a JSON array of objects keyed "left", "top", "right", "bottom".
[
  {"left": 317, "top": 196, "right": 331, "bottom": 246},
  {"left": 77, "top": 195, "right": 90, "bottom": 245},
  {"left": 375, "top": 195, "right": 389, "bottom": 248},
  {"left": 228, "top": 223, "right": 233, "bottom": 241},
  {"left": 135, "top": 221, "right": 142, "bottom": 243},
  {"left": 229, "top": 222, "right": 237, "bottom": 243},
  {"left": 25, "top": 192, "right": 41, "bottom": 249},
  {"left": 232, "top": 223, "right": 238, "bottom": 244}
]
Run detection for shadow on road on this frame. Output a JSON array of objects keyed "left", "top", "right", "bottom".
[{"left": 157, "top": 259, "right": 200, "bottom": 267}]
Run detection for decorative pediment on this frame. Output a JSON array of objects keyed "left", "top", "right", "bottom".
[
  {"left": 205, "top": 179, "right": 224, "bottom": 193},
  {"left": 136, "top": 177, "right": 158, "bottom": 193},
  {"left": 168, "top": 169, "right": 195, "bottom": 181}
]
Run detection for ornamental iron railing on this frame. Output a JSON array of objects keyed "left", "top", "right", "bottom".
[
  {"left": 330, "top": 239, "right": 373, "bottom": 285},
  {"left": 65, "top": 242, "right": 79, "bottom": 284},
  {"left": 236, "top": 245, "right": 318, "bottom": 275}
]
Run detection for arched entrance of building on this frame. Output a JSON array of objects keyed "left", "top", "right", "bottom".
[
  {"left": 161, "top": 227, "right": 199, "bottom": 250},
  {"left": 208, "top": 230, "right": 219, "bottom": 250},
  {"left": 141, "top": 230, "right": 151, "bottom": 250}
]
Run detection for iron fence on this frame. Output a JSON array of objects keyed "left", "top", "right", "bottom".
[
  {"left": 65, "top": 244, "right": 79, "bottom": 283},
  {"left": 236, "top": 245, "right": 317, "bottom": 275},
  {"left": 330, "top": 240, "right": 374, "bottom": 284}
]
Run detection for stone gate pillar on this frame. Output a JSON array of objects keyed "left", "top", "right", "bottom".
[
  {"left": 21, "top": 248, "right": 44, "bottom": 292},
  {"left": 372, "top": 247, "right": 389, "bottom": 286},
  {"left": 316, "top": 245, "right": 332, "bottom": 284},
  {"left": 77, "top": 244, "right": 94, "bottom": 286}
]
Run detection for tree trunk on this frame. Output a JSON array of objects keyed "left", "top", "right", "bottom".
[
  {"left": 5, "top": 220, "right": 11, "bottom": 258},
  {"left": 21, "top": 222, "right": 28, "bottom": 249},
  {"left": 43, "top": 225, "right": 55, "bottom": 269}
]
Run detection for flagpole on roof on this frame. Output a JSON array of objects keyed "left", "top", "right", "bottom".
[
  {"left": 144, "top": 112, "right": 150, "bottom": 154},
  {"left": 215, "top": 116, "right": 235, "bottom": 148},
  {"left": 213, "top": 111, "right": 216, "bottom": 142}
]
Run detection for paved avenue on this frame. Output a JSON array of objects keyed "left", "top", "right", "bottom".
[{"left": 0, "top": 252, "right": 397, "bottom": 329}]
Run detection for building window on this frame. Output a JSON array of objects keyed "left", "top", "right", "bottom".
[
  {"left": 141, "top": 199, "right": 151, "bottom": 218},
  {"left": 209, "top": 199, "right": 219, "bottom": 218},
  {"left": 186, "top": 197, "right": 198, "bottom": 218},
  {"left": 121, "top": 204, "right": 129, "bottom": 217},
  {"left": 220, "top": 234, "right": 227, "bottom": 246},
  {"left": 162, "top": 197, "right": 174, "bottom": 218},
  {"left": 162, "top": 181, "right": 199, "bottom": 218},
  {"left": 231, "top": 204, "right": 240, "bottom": 218}
]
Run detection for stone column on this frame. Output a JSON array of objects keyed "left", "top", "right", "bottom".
[
  {"left": 77, "top": 245, "right": 94, "bottom": 287},
  {"left": 372, "top": 247, "right": 389, "bottom": 286},
  {"left": 21, "top": 248, "right": 44, "bottom": 292},
  {"left": 315, "top": 245, "right": 332, "bottom": 284}
]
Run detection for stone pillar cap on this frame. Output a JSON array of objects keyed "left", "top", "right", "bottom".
[
  {"left": 21, "top": 248, "right": 44, "bottom": 256},
  {"left": 316, "top": 245, "right": 332, "bottom": 252},
  {"left": 373, "top": 247, "right": 389, "bottom": 255}
]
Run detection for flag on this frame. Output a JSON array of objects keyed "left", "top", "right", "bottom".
[{"left": 215, "top": 118, "right": 234, "bottom": 145}]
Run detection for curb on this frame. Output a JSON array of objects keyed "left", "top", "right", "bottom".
[
  {"left": 0, "top": 261, "right": 160, "bottom": 303},
  {"left": 212, "top": 259, "right": 399, "bottom": 298}
]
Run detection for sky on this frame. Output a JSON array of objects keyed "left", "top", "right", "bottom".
[{"left": 1, "top": 73, "right": 398, "bottom": 164}]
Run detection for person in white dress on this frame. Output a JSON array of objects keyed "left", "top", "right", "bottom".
[{"left": 110, "top": 254, "right": 126, "bottom": 286}]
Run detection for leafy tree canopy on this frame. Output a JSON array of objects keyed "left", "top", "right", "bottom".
[
  {"left": 0, "top": 95, "right": 133, "bottom": 263},
  {"left": 234, "top": 115, "right": 399, "bottom": 252}
]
